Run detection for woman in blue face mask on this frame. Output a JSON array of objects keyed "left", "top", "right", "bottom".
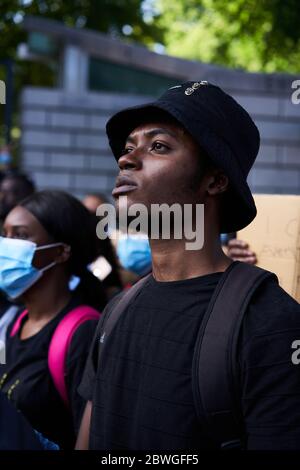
[{"left": 0, "top": 190, "right": 106, "bottom": 449}]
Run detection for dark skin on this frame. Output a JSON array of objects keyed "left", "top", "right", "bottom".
[
  {"left": 226, "top": 238, "right": 257, "bottom": 265},
  {"left": 114, "top": 121, "right": 232, "bottom": 281},
  {"left": 0, "top": 178, "right": 29, "bottom": 220},
  {"left": 76, "top": 119, "right": 233, "bottom": 449},
  {"left": 2, "top": 206, "right": 72, "bottom": 340},
  {"left": 0, "top": 178, "right": 19, "bottom": 219}
]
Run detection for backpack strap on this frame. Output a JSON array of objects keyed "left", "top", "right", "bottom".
[
  {"left": 192, "top": 261, "right": 278, "bottom": 449},
  {"left": 98, "top": 274, "right": 151, "bottom": 354},
  {"left": 10, "top": 306, "right": 100, "bottom": 407},
  {"left": 10, "top": 310, "right": 28, "bottom": 337},
  {"left": 0, "top": 306, "right": 19, "bottom": 342},
  {"left": 48, "top": 305, "right": 100, "bottom": 407}
]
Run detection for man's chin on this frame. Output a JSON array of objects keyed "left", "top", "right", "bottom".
[
  {"left": 115, "top": 195, "right": 151, "bottom": 233},
  {"left": 114, "top": 194, "right": 143, "bottom": 212}
]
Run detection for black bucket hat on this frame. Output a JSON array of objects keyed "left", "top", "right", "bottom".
[{"left": 106, "top": 81, "right": 260, "bottom": 233}]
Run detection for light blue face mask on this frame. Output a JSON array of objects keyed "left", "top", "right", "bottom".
[
  {"left": 0, "top": 236, "right": 63, "bottom": 300},
  {"left": 117, "top": 234, "right": 152, "bottom": 276}
]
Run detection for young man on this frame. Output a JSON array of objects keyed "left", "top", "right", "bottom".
[{"left": 77, "top": 81, "right": 300, "bottom": 450}]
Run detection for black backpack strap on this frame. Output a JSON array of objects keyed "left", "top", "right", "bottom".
[
  {"left": 192, "top": 261, "right": 277, "bottom": 449},
  {"left": 98, "top": 274, "right": 151, "bottom": 358}
]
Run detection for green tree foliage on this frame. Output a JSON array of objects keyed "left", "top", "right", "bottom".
[
  {"left": 156, "top": 0, "right": 300, "bottom": 73},
  {"left": 1, "top": 0, "right": 299, "bottom": 85},
  {"left": 1, "top": 0, "right": 162, "bottom": 61},
  {"left": 0, "top": 0, "right": 162, "bottom": 86}
]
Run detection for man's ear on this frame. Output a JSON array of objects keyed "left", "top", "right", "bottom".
[
  {"left": 55, "top": 244, "right": 71, "bottom": 264},
  {"left": 206, "top": 169, "right": 229, "bottom": 196}
]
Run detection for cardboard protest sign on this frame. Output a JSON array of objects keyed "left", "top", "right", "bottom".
[{"left": 238, "top": 195, "right": 300, "bottom": 302}]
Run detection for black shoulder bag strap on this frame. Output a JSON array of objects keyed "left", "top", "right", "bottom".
[
  {"left": 192, "top": 261, "right": 278, "bottom": 449},
  {"left": 97, "top": 273, "right": 152, "bottom": 352}
]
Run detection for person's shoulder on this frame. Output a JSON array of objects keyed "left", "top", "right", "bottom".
[
  {"left": 249, "top": 274, "right": 299, "bottom": 317},
  {"left": 98, "top": 289, "right": 127, "bottom": 318},
  {"left": 101, "top": 278, "right": 151, "bottom": 313},
  {"left": 69, "top": 291, "right": 126, "bottom": 350},
  {"left": 106, "top": 289, "right": 127, "bottom": 308},
  {"left": 71, "top": 317, "right": 100, "bottom": 339},
  {"left": 65, "top": 308, "right": 100, "bottom": 364},
  {"left": 241, "top": 274, "right": 300, "bottom": 345}
]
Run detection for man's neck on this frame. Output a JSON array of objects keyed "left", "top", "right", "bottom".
[{"left": 150, "top": 237, "right": 232, "bottom": 282}]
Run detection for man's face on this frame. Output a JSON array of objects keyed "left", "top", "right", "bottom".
[{"left": 112, "top": 120, "right": 208, "bottom": 211}]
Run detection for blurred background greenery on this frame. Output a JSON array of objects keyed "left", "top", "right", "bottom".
[{"left": 2, "top": 0, "right": 300, "bottom": 75}]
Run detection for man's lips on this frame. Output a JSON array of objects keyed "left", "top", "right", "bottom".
[{"left": 112, "top": 175, "right": 138, "bottom": 197}]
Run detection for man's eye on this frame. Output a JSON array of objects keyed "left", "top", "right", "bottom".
[
  {"left": 121, "top": 147, "right": 133, "bottom": 155},
  {"left": 152, "top": 142, "right": 168, "bottom": 151}
]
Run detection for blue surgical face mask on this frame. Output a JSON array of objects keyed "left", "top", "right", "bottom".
[
  {"left": 117, "top": 234, "right": 152, "bottom": 276},
  {"left": 0, "top": 236, "right": 63, "bottom": 299}
]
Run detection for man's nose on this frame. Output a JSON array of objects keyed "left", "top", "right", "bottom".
[{"left": 118, "top": 148, "right": 142, "bottom": 171}]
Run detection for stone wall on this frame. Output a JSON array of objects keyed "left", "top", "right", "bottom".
[{"left": 21, "top": 88, "right": 148, "bottom": 200}]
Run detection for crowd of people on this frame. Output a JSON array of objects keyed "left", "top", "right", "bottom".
[{"left": 0, "top": 81, "right": 299, "bottom": 451}]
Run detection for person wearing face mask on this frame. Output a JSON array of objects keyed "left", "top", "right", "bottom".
[
  {"left": 116, "top": 232, "right": 152, "bottom": 278},
  {"left": 0, "top": 190, "right": 106, "bottom": 449},
  {"left": 0, "top": 172, "right": 36, "bottom": 346}
]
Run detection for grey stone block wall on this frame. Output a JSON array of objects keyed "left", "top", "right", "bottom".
[
  {"left": 20, "top": 81, "right": 300, "bottom": 201},
  {"left": 20, "top": 88, "right": 151, "bottom": 200}
]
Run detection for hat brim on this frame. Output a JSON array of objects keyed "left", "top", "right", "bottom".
[{"left": 106, "top": 103, "right": 257, "bottom": 234}]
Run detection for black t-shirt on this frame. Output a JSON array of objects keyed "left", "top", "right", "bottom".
[
  {"left": 0, "top": 297, "right": 99, "bottom": 449},
  {"left": 79, "top": 272, "right": 300, "bottom": 450}
]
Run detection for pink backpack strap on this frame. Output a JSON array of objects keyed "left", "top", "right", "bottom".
[
  {"left": 10, "top": 310, "right": 28, "bottom": 337},
  {"left": 48, "top": 305, "right": 100, "bottom": 407}
]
